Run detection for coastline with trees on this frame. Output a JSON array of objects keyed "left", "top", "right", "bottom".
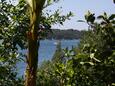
[
  {"left": 45, "top": 29, "right": 85, "bottom": 40},
  {"left": 0, "top": 0, "right": 115, "bottom": 86}
]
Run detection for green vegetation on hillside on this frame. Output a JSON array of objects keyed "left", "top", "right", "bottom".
[{"left": 46, "top": 29, "right": 84, "bottom": 40}]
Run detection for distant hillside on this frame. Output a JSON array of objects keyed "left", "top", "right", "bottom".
[{"left": 46, "top": 29, "right": 85, "bottom": 40}]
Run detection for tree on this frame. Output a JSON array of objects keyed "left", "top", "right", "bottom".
[
  {"left": 0, "top": 0, "right": 26, "bottom": 85},
  {"left": 24, "top": 0, "right": 46, "bottom": 86},
  {"left": 52, "top": 41, "right": 64, "bottom": 63},
  {"left": 24, "top": 0, "right": 73, "bottom": 86},
  {"left": 73, "top": 12, "right": 115, "bottom": 85},
  {"left": 36, "top": 12, "right": 115, "bottom": 86},
  {"left": 1, "top": 0, "right": 73, "bottom": 85}
]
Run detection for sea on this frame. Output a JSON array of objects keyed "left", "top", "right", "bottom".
[{"left": 17, "top": 39, "right": 80, "bottom": 76}]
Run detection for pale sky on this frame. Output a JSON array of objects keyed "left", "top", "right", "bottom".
[
  {"left": 5, "top": 0, "right": 115, "bottom": 30},
  {"left": 45, "top": 0, "right": 115, "bottom": 30}
]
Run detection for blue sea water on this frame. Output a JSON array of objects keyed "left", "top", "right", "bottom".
[
  {"left": 17, "top": 39, "right": 79, "bottom": 76},
  {"left": 39, "top": 39, "right": 79, "bottom": 62}
]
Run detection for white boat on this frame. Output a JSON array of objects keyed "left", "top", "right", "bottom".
[{"left": 54, "top": 40, "right": 60, "bottom": 45}]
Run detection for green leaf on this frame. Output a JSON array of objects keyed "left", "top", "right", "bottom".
[
  {"left": 77, "top": 53, "right": 89, "bottom": 59},
  {"left": 47, "top": 0, "right": 52, "bottom": 4},
  {"left": 97, "top": 15, "right": 105, "bottom": 20},
  {"left": 103, "top": 12, "right": 107, "bottom": 18},
  {"left": 112, "top": 83, "right": 115, "bottom": 86},
  {"left": 77, "top": 20, "right": 85, "bottom": 22},
  {"left": 92, "top": 57, "right": 101, "bottom": 62},
  {"left": 109, "top": 14, "right": 115, "bottom": 20},
  {"left": 111, "top": 20, "right": 115, "bottom": 24},
  {"left": 80, "top": 62, "right": 85, "bottom": 65},
  {"left": 88, "top": 62, "right": 94, "bottom": 66},
  {"left": 0, "top": 57, "right": 5, "bottom": 62},
  {"left": 90, "top": 53, "right": 94, "bottom": 58},
  {"left": 113, "top": 0, "right": 115, "bottom": 4}
]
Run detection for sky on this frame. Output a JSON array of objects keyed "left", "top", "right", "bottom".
[
  {"left": 6, "top": 0, "right": 115, "bottom": 30},
  {"left": 45, "top": 0, "right": 115, "bottom": 30}
]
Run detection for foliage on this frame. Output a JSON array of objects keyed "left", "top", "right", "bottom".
[
  {"left": 0, "top": 0, "right": 73, "bottom": 85},
  {"left": 37, "top": 60, "right": 57, "bottom": 86},
  {"left": 37, "top": 43, "right": 77, "bottom": 86},
  {"left": 0, "top": 0, "right": 26, "bottom": 85},
  {"left": 1, "top": 0, "right": 115, "bottom": 85},
  {"left": 52, "top": 41, "right": 64, "bottom": 63},
  {"left": 36, "top": 12, "right": 115, "bottom": 86},
  {"left": 73, "top": 12, "right": 115, "bottom": 85}
]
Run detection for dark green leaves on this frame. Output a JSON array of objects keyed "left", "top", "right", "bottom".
[
  {"left": 113, "top": 0, "right": 115, "bottom": 4},
  {"left": 109, "top": 14, "right": 115, "bottom": 20},
  {"left": 85, "top": 11, "right": 95, "bottom": 24}
]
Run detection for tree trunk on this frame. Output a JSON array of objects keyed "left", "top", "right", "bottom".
[
  {"left": 25, "top": 31, "right": 39, "bottom": 86},
  {"left": 24, "top": 0, "right": 46, "bottom": 86}
]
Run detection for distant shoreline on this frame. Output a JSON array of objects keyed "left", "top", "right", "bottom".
[
  {"left": 44, "top": 29, "right": 85, "bottom": 40},
  {"left": 41, "top": 38, "right": 80, "bottom": 41}
]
